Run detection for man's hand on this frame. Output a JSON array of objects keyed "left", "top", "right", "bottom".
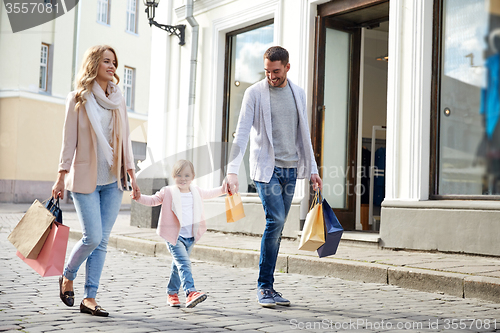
[
  {"left": 224, "top": 173, "right": 239, "bottom": 194},
  {"left": 311, "top": 174, "right": 322, "bottom": 191}
]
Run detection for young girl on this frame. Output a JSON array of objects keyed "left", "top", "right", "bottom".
[{"left": 133, "top": 160, "right": 226, "bottom": 308}]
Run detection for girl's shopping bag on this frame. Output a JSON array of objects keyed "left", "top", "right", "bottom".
[
  {"left": 298, "top": 192, "right": 325, "bottom": 251},
  {"left": 8, "top": 199, "right": 55, "bottom": 259},
  {"left": 317, "top": 198, "right": 343, "bottom": 258},
  {"left": 226, "top": 192, "right": 245, "bottom": 223},
  {"left": 16, "top": 222, "right": 70, "bottom": 277}
]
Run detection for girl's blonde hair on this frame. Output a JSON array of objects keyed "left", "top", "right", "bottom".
[
  {"left": 74, "top": 45, "right": 120, "bottom": 111},
  {"left": 171, "top": 160, "right": 195, "bottom": 179}
]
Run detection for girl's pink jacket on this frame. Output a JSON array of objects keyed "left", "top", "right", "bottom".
[{"left": 136, "top": 184, "right": 225, "bottom": 245}]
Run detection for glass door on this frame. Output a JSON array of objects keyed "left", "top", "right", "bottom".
[{"left": 312, "top": 17, "right": 361, "bottom": 230}]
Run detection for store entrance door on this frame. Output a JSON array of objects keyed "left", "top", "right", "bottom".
[{"left": 312, "top": 0, "right": 389, "bottom": 231}]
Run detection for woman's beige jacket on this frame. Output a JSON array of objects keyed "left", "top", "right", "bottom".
[{"left": 58, "top": 91, "right": 135, "bottom": 194}]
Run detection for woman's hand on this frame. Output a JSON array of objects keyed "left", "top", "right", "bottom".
[
  {"left": 130, "top": 178, "right": 141, "bottom": 200},
  {"left": 128, "top": 169, "right": 140, "bottom": 200},
  {"left": 52, "top": 171, "right": 67, "bottom": 199}
]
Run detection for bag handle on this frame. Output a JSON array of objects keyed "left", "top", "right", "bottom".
[
  {"left": 309, "top": 190, "right": 321, "bottom": 211},
  {"left": 45, "top": 197, "right": 60, "bottom": 213},
  {"left": 44, "top": 197, "right": 63, "bottom": 225},
  {"left": 317, "top": 189, "right": 323, "bottom": 202}
]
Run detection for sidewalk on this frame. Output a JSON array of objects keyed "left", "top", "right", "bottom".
[{"left": 2, "top": 202, "right": 500, "bottom": 304}]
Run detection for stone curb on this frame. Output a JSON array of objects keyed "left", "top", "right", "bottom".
[
  {"left": 464, "top": 276, "right": 500, "bottom": 303},
  {"left": 388, "top": 266, "right": 465, "bottom": 298},
  {"left": 68, "top": 232, "right": 500, "bottom": 303}
]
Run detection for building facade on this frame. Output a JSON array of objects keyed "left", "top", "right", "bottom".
[
  {"left": 141, "top": 0, "right": 500, "bottom": 256},
  {"left": 0, "top": 0, "right": 151, "bottom": 204}
]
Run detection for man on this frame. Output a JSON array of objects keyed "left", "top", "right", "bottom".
[{"left": 224, "top": 46, "right": 322, "bottom": 307}]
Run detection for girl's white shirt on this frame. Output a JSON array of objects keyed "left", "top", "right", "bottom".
[{"left": 179, "top": 192, "right": 194, "bottom": 238}]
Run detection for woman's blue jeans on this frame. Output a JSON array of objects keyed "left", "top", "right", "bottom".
[
  {"left": 254, "top": 167, "right": 297, "bottom": 290},
  {"left": 166, "top": 236, "right": 196, "bottom": 296},
  {"left": 64, "top": 182, "right": 123, "bottom": 299}
]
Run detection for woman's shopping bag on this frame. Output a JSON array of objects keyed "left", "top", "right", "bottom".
[
  {"left": 226, "top": 192, "right": 245, "bottom": 223},
  {"left": 16, "top": 222, "right": 70, "bottom": 277},
  {"left": 317, "top": 197, "right": 344, "bottom": 258},
  {"left": 8, "top": 199, "right": 56, "bottom": 259},
  {"left": 298, "top": 192, "right": 325, "bottom": 251},
  {"left": 45, "top": 197, "right": 63, "bottom": 223}
]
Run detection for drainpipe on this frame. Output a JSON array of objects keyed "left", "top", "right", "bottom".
[
  {"left": 71, "top": 1, "right": 81, "bottom": 91},
  {"left": 186, "top": 0, "right": 198, "bottom": 161}
]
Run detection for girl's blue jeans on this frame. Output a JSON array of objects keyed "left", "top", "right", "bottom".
[
  {"left": 166, "top": 236, "right": 196, "bottom": 296},
  {"left": 254, "top": 167, "right": 297, "bottom": 290},
  {"left": 63, "top": 182, "right": 123, "bottom": 299}
]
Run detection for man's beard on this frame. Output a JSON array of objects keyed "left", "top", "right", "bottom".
[{"left": 267, "top": 77, "right": 285, "bottom": 87}]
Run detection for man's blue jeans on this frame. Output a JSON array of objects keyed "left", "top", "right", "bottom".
[
  {"left": 254, "top": 167, "right": 297, "bottom": 290},
  {"left": 64, "top": 182, "right": 123, "bottom": 299},
  {"left": 166, "top": 236, "right": 196, "bottom": 296}
]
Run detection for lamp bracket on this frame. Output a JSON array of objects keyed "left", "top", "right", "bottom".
[{"left": 149, "top": 19, "right": 186, "bottom": 46}]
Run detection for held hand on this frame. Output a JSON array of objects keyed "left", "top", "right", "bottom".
[
  {"left": 130, "top": 178, "right": 141, "bottom": 200},
  {"left": 224, "top": 173, "right": 239, "bottom": 194},
  {"left": 310, "top": 174, "right": 323, "bottom": 191}
]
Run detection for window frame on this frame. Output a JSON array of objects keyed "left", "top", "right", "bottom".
[
  {"left": 97, "top": 0, "right": 111, "bottom": 25},
  {"left": 39, "top": 43, "right": 49, "bottom": 92},
  {"left": 220, "top": 19, "right": 274, "bottom": 189},
  {"left": 126, "top": 0, "right": 138, "bottom": 34},
  {"left": 430, "top": 0, "right": 500, "bottom": 200},
  {"left": 123, "top": 66, "right": 135, "bottom": 111}
]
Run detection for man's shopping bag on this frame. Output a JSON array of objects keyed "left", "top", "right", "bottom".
[
  {"left": 16, "top": 222, "right": 70, "bottom": 277},
  {"left": 8, "top": 199, "right": 55, "bottom": 259},
  {"left": 317, "top": 197, "right": 343, "bottom": 258},
  {"left": 226, "top": 192, "right": 245, "bottom": 223},
  {"left": 298, "top": 192, "right": 325, "bottom": 251}
]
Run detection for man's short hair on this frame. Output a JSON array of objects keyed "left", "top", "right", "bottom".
[{"left": 264, "top": 46, "right": 289, "bottom": 65}]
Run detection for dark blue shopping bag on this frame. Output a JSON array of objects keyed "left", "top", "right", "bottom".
[
  {"left": 316, "top": 198, "right": 343, "bottom": 258},
  {"left": 45, "top": 197, "right": 62, "bottom": 223}
]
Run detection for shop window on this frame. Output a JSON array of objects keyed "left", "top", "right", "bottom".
[
  {"left": 222, "top": 20, "right": 274, "bottom": 193},
  {"left": 432, "top": 0, "right": 500, "bottom": 197}
]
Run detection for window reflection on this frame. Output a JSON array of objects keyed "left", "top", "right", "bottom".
[
  {"left": 225, "top": 22, "right": 274, "bottom": 193},
  {"left": 438, "top": 0, "right": 500, "bottom": 195}
]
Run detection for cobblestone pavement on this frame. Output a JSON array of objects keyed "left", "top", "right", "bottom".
[{"left": 2, "top": 214, "right": 500, "bottom": 333}]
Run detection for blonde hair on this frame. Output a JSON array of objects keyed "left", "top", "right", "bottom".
[
  {"left": 171, "top": 160, "right": 195, "bottom": 179},
  {"left": 74, "top": 45, "right": 120, "bottom": 111}
]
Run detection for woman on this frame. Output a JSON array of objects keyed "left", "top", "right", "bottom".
[{"left": 52, "top": 45, "right": 140, "bottom": 317}]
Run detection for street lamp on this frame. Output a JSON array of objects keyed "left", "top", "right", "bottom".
[{"left": 143, "top": 0, "right": 185, "bottom": 45}]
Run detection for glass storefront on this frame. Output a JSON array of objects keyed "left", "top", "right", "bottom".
[{"left": 438, "top": 0, "right": 500, "bottom": 196}]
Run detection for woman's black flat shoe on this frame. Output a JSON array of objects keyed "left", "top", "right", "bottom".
[
  {"left": 59, "top": 276, "right": 74, "bottom": 307},
  {"left": 80, "top": 302, "right": 109, "bottom": 317}
]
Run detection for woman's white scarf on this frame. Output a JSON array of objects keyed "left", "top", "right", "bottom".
[{"left": 84, "top": 81, "right": 122, "bottom": 167}]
